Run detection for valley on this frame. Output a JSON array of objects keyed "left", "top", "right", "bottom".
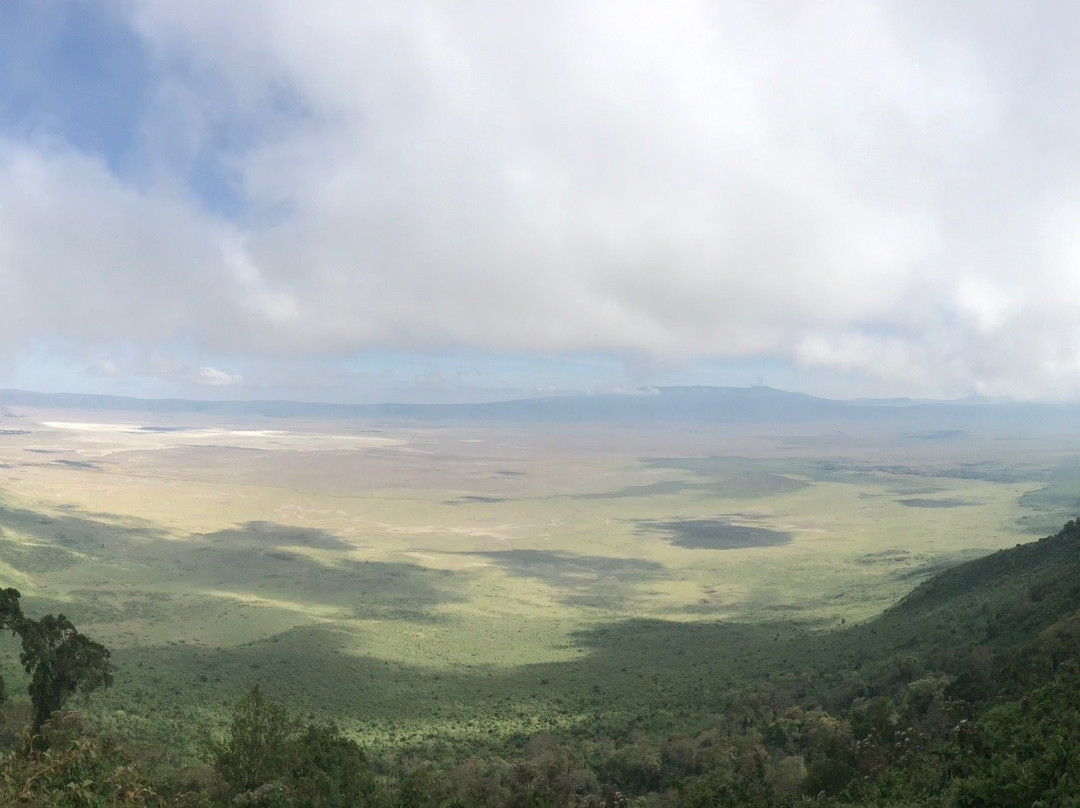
[{"left": 0, "top": 397, "right": 1075, "bottom": 760}]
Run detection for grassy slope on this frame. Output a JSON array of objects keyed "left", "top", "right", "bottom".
[{"left": 853, "top": 516, "right": 1080, "bottom": 663}]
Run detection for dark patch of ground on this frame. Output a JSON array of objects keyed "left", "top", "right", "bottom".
[
  {"left": 52, "top": 459, "right": 98, "bottom": 469},
  {"left": 636, "top": 517, "right": 792, "bottom": 550},
  {"left": 898, "top": 498, "right": 978, "bottom": 508}
]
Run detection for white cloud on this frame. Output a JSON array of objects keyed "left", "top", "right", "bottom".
[
  {"left": 0, "top": 139, "right": 235, "bottom": 342},
  {"left": 3, "top": 2, "right": 1080, "bottom": 398},
  {"left": 196, "top": 366, "right": 241, "bottom": 386}
]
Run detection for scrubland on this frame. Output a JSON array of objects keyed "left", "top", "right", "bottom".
[{"left": 0, "top": 409, "right": 1076, "bottom": 760}]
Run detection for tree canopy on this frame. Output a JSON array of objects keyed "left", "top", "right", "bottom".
[{"left": 0, "top": 588, "right": 113, "bottom": 735}]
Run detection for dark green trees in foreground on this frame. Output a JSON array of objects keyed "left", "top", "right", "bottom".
[{"left": 0, "top": 587, "right": 112, "bottom": 734}]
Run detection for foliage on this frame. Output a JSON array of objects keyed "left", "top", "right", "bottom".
[
  {"left": 212, "top": 686, "right": 375, "bottom": 807},
  {"left": 292, "top": 722, "right": 375, "bottom": 807},
  {"left": 213, "top": 685, "right": 299, "bottom": 800},
  {"left": 0, "top": 586, "right": 24, "bottom": 635},
  {"left": 0, "top": 712, "right": 162, "bottom": 807},
  {"left": 0, "top": 588, "right": 113, "bottom": 736},
  {"left": 20, "top": 615, "right": 113, "bottom": 735},
  {"left": 949, "top": 661, "right": 1080, "bottom": 807}
]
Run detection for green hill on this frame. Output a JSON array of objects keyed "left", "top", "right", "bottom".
[{"left": 825, "top": 518, "right": 1080, "bottom": 688}]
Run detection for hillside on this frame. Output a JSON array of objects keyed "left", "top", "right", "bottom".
[{"left": 875, "top": 517, "right": 1080, "bottom": 654}]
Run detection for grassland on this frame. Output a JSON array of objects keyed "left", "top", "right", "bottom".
[{"left": 0, "top": 407, "right": 1076, "bottom": 759}]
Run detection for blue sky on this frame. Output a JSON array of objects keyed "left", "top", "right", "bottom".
[{"left": 2, "top": 2, "right": 1079, "bottom": 403}]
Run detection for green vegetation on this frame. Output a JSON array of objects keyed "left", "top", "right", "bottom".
[
  {"left": 0, "top": 417, "right": 1052, "bottom": 754},
  {"left": 2, "top": 415, "right": 1080, "bottom": 803},
  {"left": 0, "top": 588, "right": 112, "bottom": 736},
  {"left": 3, "top": 520, "right": 1080, "bottom": 804}
]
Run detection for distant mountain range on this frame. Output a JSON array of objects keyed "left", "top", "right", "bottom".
[{"left": 1, "top": 385, "right": 1078, "bottom": 430}]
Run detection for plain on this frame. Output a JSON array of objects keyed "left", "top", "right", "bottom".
[{"left": 0, "top": 406, "right": 1077, "bottom": 759}]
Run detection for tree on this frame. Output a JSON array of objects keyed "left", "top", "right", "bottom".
[
  {"left": 0, "top": 588, "right": 113, "bottom": 739},
  {"left": 214, "top": 685, "right": 301, "bottom": 800},
  {"left": 0, "top": 587, "right": 24, "bottom": 633},
  {"left": 0, "top": 586, "right": 25, "bottom": 706},
  {"left": 215, "top": 685, "right": 376, "bottom": 807},
  {"left": 19, "top": 613, "right": 113, "bottom": 734},
  {"left": 293, "top": 722, "right": 375, "bottom": 808},
  {"left": 0, "top": 588, "right": 113, "bottom": 735}
]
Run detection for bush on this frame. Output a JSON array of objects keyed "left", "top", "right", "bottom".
[{"left": 212, "top": 686, "right": 375, "bottom": 807}]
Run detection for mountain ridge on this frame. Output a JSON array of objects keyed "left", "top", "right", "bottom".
[{"left": 3, "top": 384, "right": 1078, "bottom": 426}]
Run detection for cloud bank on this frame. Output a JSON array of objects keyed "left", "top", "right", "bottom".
[{"left": 2, "top": 1, "right": 1080, "bottom": 398}]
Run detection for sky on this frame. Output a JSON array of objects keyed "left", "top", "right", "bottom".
[{"left": 1, "top": 2, "right": 1079, "bottom": 403}]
